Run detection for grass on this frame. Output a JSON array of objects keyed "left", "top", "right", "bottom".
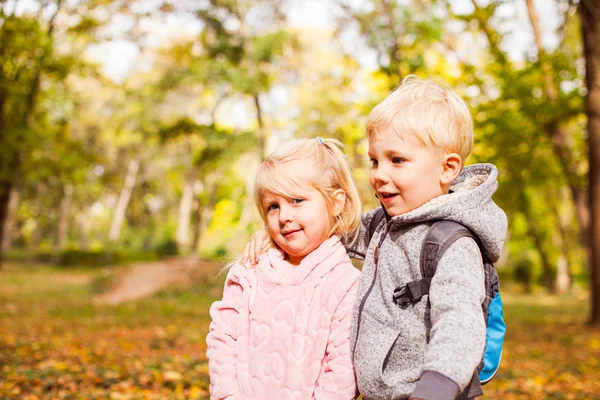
[{"left": 1, "top": 263, "right": 599, "bottom": 399}]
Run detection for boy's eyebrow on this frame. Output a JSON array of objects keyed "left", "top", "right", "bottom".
[{"left": 368, "top": 149, "right": 409, "bottom": 158}]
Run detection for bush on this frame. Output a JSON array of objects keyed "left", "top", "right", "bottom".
[
  {"left": 153, "top": 238, "right": 179, "bottom": 257},
  {"left": 56, "top": 249, "right": 127, "bottom": 267}
]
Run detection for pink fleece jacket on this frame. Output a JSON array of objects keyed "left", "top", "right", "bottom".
[{"left": 206, "top": 236, "right": 360, "bottom": 399}]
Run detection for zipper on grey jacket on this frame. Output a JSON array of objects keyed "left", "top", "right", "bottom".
[{"left": 352, "top": 221, "right": 390, "bottom": 357}]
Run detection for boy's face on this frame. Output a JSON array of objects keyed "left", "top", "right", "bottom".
[{"left": 368, "top": 125, "right": 446, "bottom": 217}]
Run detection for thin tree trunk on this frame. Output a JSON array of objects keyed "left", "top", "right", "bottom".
[
  {"left": 2, "top": 186, "right": 19, "bottom": 252},
  {"left": 0, "top": 182, "right": 11, "bottom": 267},
  {"left": 235, "top": 157, "right": 261, "bottom": 232},
  {"left": 28, "top": 182, "right": 47, "bottom": 256},
  {"left": 526, "top": 217, "right": 556, "bottom": 293},
  {"left": 194, "top": 175, "right": 218, "bottom": 251},
  {"left": 551, "top": 189, "right": 574, "bottom": 294},
  {"left": 77, "top": 212, "right": 90, "bottom": 250},
  {"left": 518, "top": 185, "right": 556, "bottom": 293},
  {"left": 253, "top": 93, "right": 266, "bottom": 160},
  {"left": 56, "top": 183, "right": 73, "bottom": 250},
  {"left": 580, "top": 0, "right": 600, "bottom": 325},
  {"left": 176, "top": 176, "right": 196, "bottom": 255},
  {"left": 109, "top": 159, "right": 140, "bottom": 242}
]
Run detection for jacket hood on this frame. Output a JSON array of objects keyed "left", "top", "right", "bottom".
[
  {"left": 257, "top": 235, "right": 349, "bottom": 285},
  {"left": 388, "top": 163, "right": 507, "bottom": 262}
]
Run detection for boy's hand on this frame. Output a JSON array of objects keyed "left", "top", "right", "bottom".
[{"left": 242, "top": 228, "right": 274, "bottom": 266}]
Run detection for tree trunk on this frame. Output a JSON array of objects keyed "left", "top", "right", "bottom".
[
  {"left": 235, "top": 157, "right": 261, "bottom": 233},
  {"left": 77, "top": 212, "right": 91, "bottom": 250},
  {"left": 176, "top": 176, "right": 197, "bottom": 255},
  {"left": 0, "top": 182, "right": 12, "bottom": 267},
  {"left": 56, "top": 183, "right": 73, "bottom": 250},
  {"left": 109, "top": 159, "right": 140, "bottom": 242},
  {"left": 527, "top": 218, "right": 556, "bottom": 293},
  {"left": 1, "top": 186, "right": 20, "bottom": 252},
  {"left": 580, "top": 0, "right": 600, "bottom": 325},
  {"left": 551, "top": 190, "right": 574, "bottom": 294},
  {"left": 28, "top": 182, "right": 47, "bottom": 256},
  {"left": 193, "top": 174, "right": 218, "bottom": 251}
]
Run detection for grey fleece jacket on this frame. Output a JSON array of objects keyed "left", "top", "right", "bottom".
[{"left": 346, "top": 164, "right": 507, "bottom": 400}]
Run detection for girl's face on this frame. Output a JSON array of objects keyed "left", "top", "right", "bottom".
[{"left": 261, "top": 163, "right": 334, "bottom": 266}]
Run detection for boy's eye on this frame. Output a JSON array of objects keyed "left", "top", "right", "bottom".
[
  {"left": 370, "top": 159, "right": 378, "bottom": 167},
  {"left": 392, "top": 157, "right": 405, "bottom": 164},
  {"left": 291, "top": 198, "right": 304, "bottom": 204}
]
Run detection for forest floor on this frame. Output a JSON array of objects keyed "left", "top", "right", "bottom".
[
  {"left": 1, "top": 262, "right": 600, "bottom": 399},
  {"left": 92, "top": 257, "right": 223, "bottom": 305}
]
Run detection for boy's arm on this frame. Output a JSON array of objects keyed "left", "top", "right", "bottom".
[
  {"left": 410, "top": 238, "right": 486, "bottom": 400},
  {"left": 206, "top": 264, "right": 249, "bottom": 399},
  {"left": 313, "top": 275, "right": 360, "bottom": 399},
  {"left": 343, "top": 207, "right": 383, "bottom": 260}
]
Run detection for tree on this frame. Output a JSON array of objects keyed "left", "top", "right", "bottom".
[{"left": 580, "top": 0, "right": 600, "bottom": 325}]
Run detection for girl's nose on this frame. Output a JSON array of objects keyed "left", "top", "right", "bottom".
[{"left": 278, "top": 204, "right": 293, "bottom": 224}]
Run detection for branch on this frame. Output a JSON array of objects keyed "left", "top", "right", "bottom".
[
  {"left": 469, "top": 0, "right": 508, "bottom": 66},
  {"left": 525, "top": 0, "right": 558, "bottom": 101}
]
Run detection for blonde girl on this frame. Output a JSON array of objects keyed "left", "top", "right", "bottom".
[{"left": 206, "top": 137, "right": 361, "bottom": 399}]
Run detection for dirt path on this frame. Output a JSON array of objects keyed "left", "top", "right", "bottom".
[{"left": 93, "top": 257, "right": 223, "bottom": 305}]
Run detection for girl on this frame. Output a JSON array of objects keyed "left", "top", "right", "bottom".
[{"left": 206, "top": 137, "right": 362, "bottom": 399}]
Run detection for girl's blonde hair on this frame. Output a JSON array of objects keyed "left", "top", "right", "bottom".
[
  {"left": 366, "top": 75, "right": 474, "bottom": 162},
  {"left": 254, "top": 137, "right": 361, "bottom": 243}
]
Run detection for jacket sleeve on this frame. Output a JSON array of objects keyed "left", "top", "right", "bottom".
[
  {"left": 411, "top": 238, "right": 487, "bottom": 400},
  {"left": 343, "top": 208, "right": 383, "bottom": 261},
  {"left": 206, "top": 264, "right": 249, "bottom": 400},
  {"left": 313, "top": 276, "right": 360, "bottom": 399}
]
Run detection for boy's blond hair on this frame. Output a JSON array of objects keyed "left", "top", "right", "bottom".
[
  {"left": 254, "top": 138, "right": 361, "bottom": 243},
  {"left": 366, "top": 75, "right": 474, "bottom": 162}
]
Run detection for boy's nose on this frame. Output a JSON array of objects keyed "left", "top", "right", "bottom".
[{"left": 372, "top": 167, "right": 390, "bottom": 184}]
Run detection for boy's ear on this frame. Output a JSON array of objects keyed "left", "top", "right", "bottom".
[
  {"left": 331, "top": 189, "right": 346, "bottom": 216},
  {"left": 440, "top": 152, "right": 462, "bottom": 186}
]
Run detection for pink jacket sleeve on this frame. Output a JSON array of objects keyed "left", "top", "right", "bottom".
[
  {"left": 206, "top": 264, "right": 249, "bottom": 400},
  {"left": 313, "top": 277, "right": 360, "bottom": 399}
]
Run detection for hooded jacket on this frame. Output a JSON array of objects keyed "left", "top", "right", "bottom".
[
  {"left": 206, "top": 236, "right": 360, "bottom": 399},
  {"left": 347, "top": 164, "right": 507, "bottom": 400}
]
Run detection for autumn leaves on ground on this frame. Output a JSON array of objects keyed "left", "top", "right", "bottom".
[{"left": 1, "top": 263, "right": 599, "bottom": 400}]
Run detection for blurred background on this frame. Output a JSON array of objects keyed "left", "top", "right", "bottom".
[{"left": 1, "top": 0, "right": 599, "bottom": 398}]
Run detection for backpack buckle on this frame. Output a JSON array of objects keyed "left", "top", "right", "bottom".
[
  {"left": 393, "top": 285, "right": 414, "bottom": 307},
  {"left": 393, "top": 279, "right": 429, "bottom": 307}
]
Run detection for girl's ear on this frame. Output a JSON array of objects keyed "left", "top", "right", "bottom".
[
  {"left": 331, "top": 189, "right": 346, "bottom": 217},
  {"left": 440, "top": 153, "right": 462, "bottom": 186}
]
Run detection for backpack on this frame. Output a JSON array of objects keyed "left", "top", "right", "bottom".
[{"left": 367, "top": 208, "right": 506, "bottom": 389}]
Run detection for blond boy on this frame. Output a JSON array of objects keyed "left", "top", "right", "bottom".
[{"left": 348, "top": 75, "right": 507, "bottom": 400}]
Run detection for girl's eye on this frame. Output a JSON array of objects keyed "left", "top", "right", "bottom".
[
  {"left": 392, "top": 157, "right": 405, "bottom": 164},
  {"left": 267, "top": 204, "right": 278, "bottom": 211},
  {"left": 291, "top": 198, "right": 304, "bottom": 204},
  {"left": 370, "top": 159, "right": 378, "bottom": 167}
]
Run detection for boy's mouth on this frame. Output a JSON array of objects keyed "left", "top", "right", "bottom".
[{"left": 379, "top": 192, "right": 398, "bottom": 202}]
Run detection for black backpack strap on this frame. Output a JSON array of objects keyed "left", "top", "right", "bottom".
[
  {"left": 366, "top": 207, "right": 386, "bottom": 242},
  {"left": 392, "top": 221, "right": 477, "bottom": 307}
]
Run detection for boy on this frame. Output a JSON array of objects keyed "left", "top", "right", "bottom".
[
  {"left": 243, "top": 75, "right": 507, "bottom": 400},
  {"left": 347, "top": 75, "right": 507, "bottom": 400}
]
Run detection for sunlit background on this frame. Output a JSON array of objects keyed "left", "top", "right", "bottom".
[{"left": 1, "top": 0, "right": 599, "bottom": 399}]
